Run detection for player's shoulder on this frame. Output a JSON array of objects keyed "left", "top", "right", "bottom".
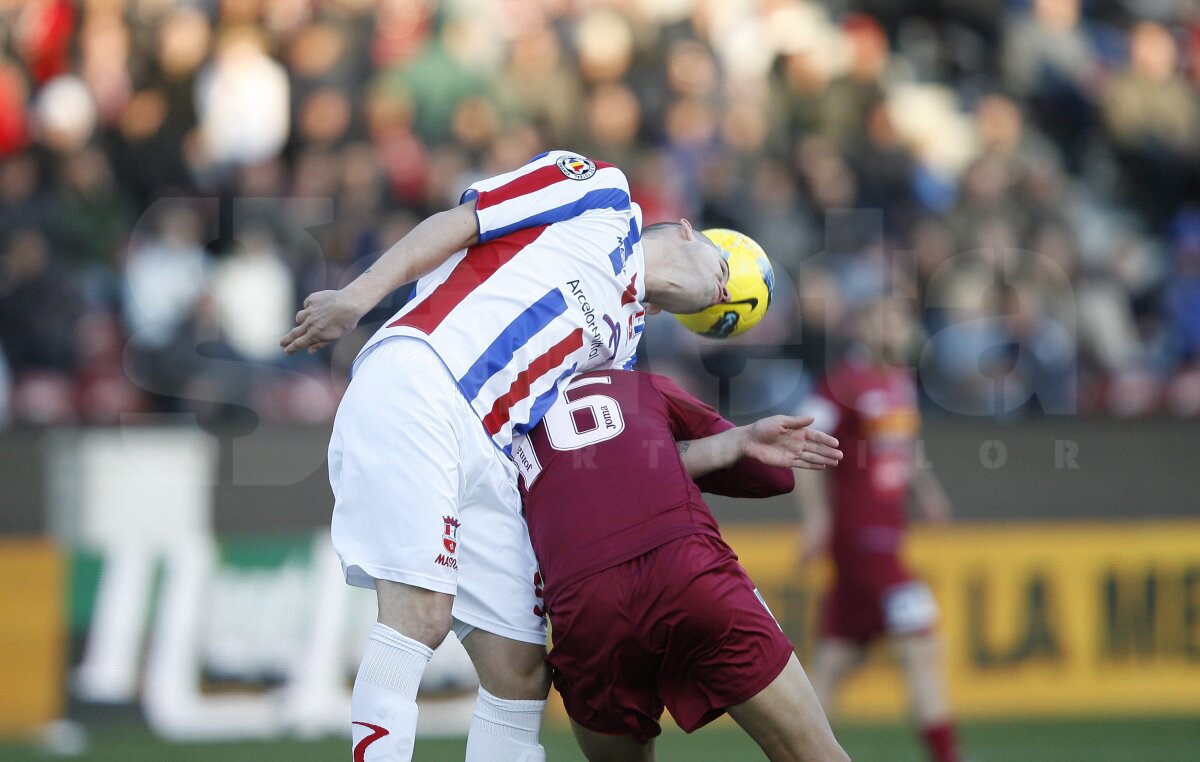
[
  {"left": 641, "top": 370, "right": 682, "bottom": 396},
  {"left": 576, "top": 368, "right": 645, "bottom": 391}
]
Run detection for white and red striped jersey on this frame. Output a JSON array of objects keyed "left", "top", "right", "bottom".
[{"left": 356, "top": 150, "right": 647, "bottom": 451}]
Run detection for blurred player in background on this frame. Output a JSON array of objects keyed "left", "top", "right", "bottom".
[
  {"left": 794, "top": 298, "right": 964, "bottom": 762},
  {"left": 513, "top": 369, "right": 848, "bottom": 762},
  {"left": 282, "top": 150, "right": 733, "bottom": 762}
]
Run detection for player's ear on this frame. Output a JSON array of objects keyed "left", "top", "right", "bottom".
[{"left": 678, "top": 218, "right": 695, "bottom": 240}]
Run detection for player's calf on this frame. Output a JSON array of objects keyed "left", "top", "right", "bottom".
[
  {"left": 350, "top": 581, "right": 454, "bottom": 761},
  {"left": 570, "top": 720, "right": 655, "bottom": 762},
  {"left": 461, "top": 629, "right": 551, "bottom": 762}
]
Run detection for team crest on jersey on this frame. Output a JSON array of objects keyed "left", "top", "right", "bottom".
[
  {"left": 556, "top": 155, "right": 596, "bottom": 181},
  {"left": 442, "top": 516, "right": 461, "bottom": 554}
]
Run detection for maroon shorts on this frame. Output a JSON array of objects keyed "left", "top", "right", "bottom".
[
  {"left": 546, "top": 533, "right": 794, "bottom": 744},
  {"left": 821, "top": 549, "right": 935, "bottom": 643}
]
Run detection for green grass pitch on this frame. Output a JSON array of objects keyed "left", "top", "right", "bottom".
[{"left": 2, "top": 717, "right": 1197, "bottom": 761}]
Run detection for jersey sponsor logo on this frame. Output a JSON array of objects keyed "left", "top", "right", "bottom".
[
  {"left": 434, "top": 554, "right": 458, "bottom": 569},
  {"left": 352, "top": 721, "right": 390, "bottom": 762},
  {"left": 555, "top": 154, "right": 597, "bottom": 181},
  {"left": 442, "top": 516, "right": 461, "bottom": 554},
  {"left": 603, "top": 314, "right": 621, "bottom": 356},
  {"left": 512, "top": 433, "right": 544, "bottom": 487},
  {"left": 565, "top": 278, "right": 608, "bottom": 360}
]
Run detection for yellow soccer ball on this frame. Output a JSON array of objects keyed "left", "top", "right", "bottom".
[{"left": 674, "top": 228, "right": 775, "bottom": 339}]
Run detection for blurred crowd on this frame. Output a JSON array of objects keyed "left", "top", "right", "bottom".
[{"left": 2, "top": 0, "right": 1200, "bottom": 428}]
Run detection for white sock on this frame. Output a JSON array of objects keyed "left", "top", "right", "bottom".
[
  {"left": 350, "top": 623, "right": 432, "bottom": 762},
  {"left": 464, "top": 686, "right": 547, "bottom": 762}
]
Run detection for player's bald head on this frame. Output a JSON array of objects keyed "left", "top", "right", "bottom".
[
  {"left": 641, "top": 219, "right": 730, "bottom": 314},
  {"left": 642, "top": 221, "right": 718, "bottom": 253}
]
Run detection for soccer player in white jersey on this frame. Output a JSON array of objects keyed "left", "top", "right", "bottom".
[{"left": 281, "top": 151, "right": 735, "bottom": 762}]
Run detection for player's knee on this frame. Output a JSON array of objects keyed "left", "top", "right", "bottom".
[
  {"left": 482, "top": 654, "right": 551, "bottom": 700},
  {"left": 395, "top": 611, "right": 453, "bottom": 650},
  {"left": 375, "top": 581, "right": 454, "bottom": 649}
]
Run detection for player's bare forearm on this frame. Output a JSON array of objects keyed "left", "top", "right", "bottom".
[
  {"left": 681, "top": 415, "right": 841, "bottom": 479},
  {"left": 913, "top": 465, "right": 952, "bottom": 523},
  {"left": 280, "top": 201, "right": 480, "bottom": 354},
  {"left": 350, "top": 201, "right": 479, "bottom": 307},
  {"left": 795, "top": 468, "right": 832, "bottom": 563},
  {"left": 678, "top": 428, "right": 745, "bottom": 479}
]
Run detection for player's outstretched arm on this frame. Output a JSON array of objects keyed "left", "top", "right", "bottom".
[
  {"left": 280, "top": 200, "right": 480, "bottom": 354},
  {"left": 913, "top": 464, "right": 952, "bottom": 524},
  {"left": 680, "top": 415, "right": 842, "bottom": 480},
  {"left": 795, "top": 468, "right": 832, "bottom": 565}
]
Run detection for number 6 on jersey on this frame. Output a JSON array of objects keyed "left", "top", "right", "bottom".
[{"left": 543, "top": 375, "right": 627, "bottom": 451}]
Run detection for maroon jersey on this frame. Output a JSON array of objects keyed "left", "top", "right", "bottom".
[
  {"left": 808, "top": 355, "right": 919, "bottom": 559},
  {"left": 513, "top": 370, "right": 794, "bottom": 597}
]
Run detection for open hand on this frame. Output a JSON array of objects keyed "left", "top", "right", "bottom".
[
  {"left": 742, "top": 415, "right": 842, "bottom": 471},
  {"left": 280, "top": 289, "right": 368, "bottom": 354}
]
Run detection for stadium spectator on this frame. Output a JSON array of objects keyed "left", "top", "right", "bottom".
[
  {"left": 209, "top": 224, "right": 295, "bottom": 363},
  {"left": 1165, "top": 210, "right": 1200, "bottom": 365},
  {"left": 0, "top": 339, "right": 9, "bottom": 426},
  {"left": 195, "top": 27, "right": 290, "bottom": 170},
  {"left": 1103, "top": 21, "right": 1200, "bottom": 228},
  {"left": 0, "top": 228, "right": 81, "bottom": 376},
  {"left": 1002, "top": 0, "right": 1100, "bottom": 170},
  {"left": 122, "top": 202, "right": 209, "bottom": 351}
]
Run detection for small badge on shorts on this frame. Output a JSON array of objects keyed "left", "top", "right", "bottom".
[
  {"left": 556, "top": 155, "right": 596, "bottom": 181},
  {"left": 442, "top": 516, "right": 461, "bottom": 554}
]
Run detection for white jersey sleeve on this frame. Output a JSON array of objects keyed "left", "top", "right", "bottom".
[{"left": 461, "top": 150, "right": 634, "bottom": 245}]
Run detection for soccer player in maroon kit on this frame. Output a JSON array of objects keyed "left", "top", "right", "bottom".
[
  {"left": 795, "top": 298, "right": 963, "bottom": 762},
  {"left": 512, "top": 369, "right": 850, "bottom": 762}
]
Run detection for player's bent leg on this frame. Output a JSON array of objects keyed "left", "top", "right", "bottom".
[
  {"left": 894, "top": 632, "right": 962, "bottom": 762},
  {"left": 809, "top": 637, "right": 864, "bottom": 723},
  {"left": 461, "top": 628, "right": 551, "bottom": 762},
  {"left": 570, "top": 720, "right": 654, "bottom": 762},
  {"left": 727, "top": 653, "right": 851, "bottom": 762},
  {"left": 460, "top": 625, "right": 550, "bottom": 699},
  {"left": 376, "top": 578, "right": 456, "bottom": 649},
  {"left": 351, "top": 580, "right": 455, "bottom": 762},
  {"left": 893, "top": 632, "right": 948, "bottom": 724}
]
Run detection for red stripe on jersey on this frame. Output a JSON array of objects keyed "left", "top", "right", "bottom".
[
  {"left": 476, "top": 160, "right": 615, "bottom": 210},
  {"left": 620, "top": 273, "right": 638, "bottom": 306},
  {"left": 483, "top": 327, "right": 584, "bottom": 436},
  {"left": 390, "top": 224, "right": 549, "bottom": 334},
  {"left": 476, "top": 165, "right": 565, "bottom": 211}
]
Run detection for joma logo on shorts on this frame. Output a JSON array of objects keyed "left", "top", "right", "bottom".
[{"left": 435, "top": 554, "right": 458, "bottom": 569}]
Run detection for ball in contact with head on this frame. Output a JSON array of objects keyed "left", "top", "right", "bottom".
[{"left": 674, "top": 229, "right": 775, "bottom": 339}]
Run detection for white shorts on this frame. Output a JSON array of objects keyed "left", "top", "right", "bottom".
[
  {"left": 329, "top": 337, "right": 546, "bottom": 645},
  {"left": 883, "top": 581, "right": 939, "bottom": 636}
]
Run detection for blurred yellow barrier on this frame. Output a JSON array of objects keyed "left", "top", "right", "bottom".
[
  {"left": 0, "top": 537, "right": 65, "bottom": 735},
  {"left": 719, "top": 521, "right": 1200, "bottom": 719}
]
